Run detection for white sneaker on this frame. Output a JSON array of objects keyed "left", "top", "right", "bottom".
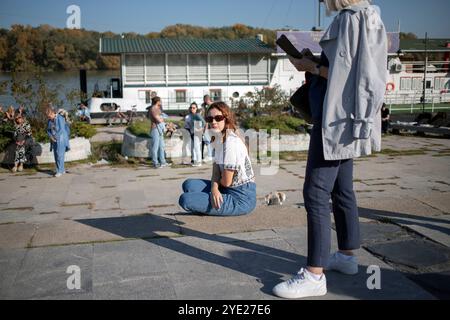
[
  {"left": 192, "top": 163, "right": 202, "bottom": 167},
  {"left": 203, "top": 156, "right": 213, "bottom": 163},
  {"left": 160, "top": 163, "right": 172, "bottom": 168},
  {"left": 54, "top": 173, "right": 63, "bottom": 178},
  {"left": 272, "top": 268, "right": 327, "bottom": 299},
  {"left": 325, "top": 252, "right": 359, "bottom": 275}
]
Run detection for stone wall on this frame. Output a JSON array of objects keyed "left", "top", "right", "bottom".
[
  {"left": 0, "top": 137, "right": 92, "bottom": 165},
  {"left": 121, "top": 129, "right": 185, "bottom": 159},
  {"left": 36, "top": 138, "right": 92, "bottom": 164},
  {"left": 121, "top": 129, "right": 310, "bottom": 160}
]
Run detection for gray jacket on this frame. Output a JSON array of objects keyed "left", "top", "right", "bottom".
[{"left": 319, "top": 1, "right": 388, "bottom": 160}]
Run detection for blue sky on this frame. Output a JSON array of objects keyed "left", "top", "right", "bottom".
[{"left": 0, "top": 0, "right": 449, "bottom": 38}]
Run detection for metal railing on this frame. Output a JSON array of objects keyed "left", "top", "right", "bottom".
[{"left": 385, "top": 91, "right": 450, "bottom": 113}]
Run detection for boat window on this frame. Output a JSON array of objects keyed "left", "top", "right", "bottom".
[
  {"left": 434, "top": 78, "right": 443, "bottom": 90},
  {"left": 168, "top": 54, "right": 188, "bottom": 82},
  {"left": 413, "top": 78, "right": 423, "bottom": 91},
  {"left": 230, "top": 54, "right": 248, "bottom": 81},
  {"left": 210, "top": 89, "right": 222, "bottom": 101},
  {"left": 210, "top": 54, "right": 228, "bottom": 82},
  {"left": 189, "top": 54, "right": 208, "bottom": 82},
  {"left": 400, "top": 77, "right": 411, "bottom": 90},
  {"left": 146, "top": 54, "right": 165, "bottom": 83},
  {"left": 100, "top": 103, "right": 119, "bottom": 112},
  {"left": 250, "top": 55, "right": 269, "bottom": 82},
  {"left": 175, "top": 90, "right": 187, "bottom": 103},
  {"left": 125, "top": 54, "right": 145, "bottom": 83}
]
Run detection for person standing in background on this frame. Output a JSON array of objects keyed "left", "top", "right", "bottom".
[{"left": 381, "top": 103, "right": 390, "bottom": 134}]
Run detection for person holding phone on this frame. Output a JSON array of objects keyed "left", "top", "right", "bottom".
[
  {"left": 178, "top": 102, "right": 256, "bottom": 216},
  {"left": 273, "top": 0, "right": 388, "bottom": 299}
]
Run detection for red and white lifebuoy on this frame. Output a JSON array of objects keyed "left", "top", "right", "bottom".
[{"left": 386, "top": 82, "right": 395, "bottom": 92}]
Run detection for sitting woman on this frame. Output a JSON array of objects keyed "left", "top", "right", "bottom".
[{"left": 178, "top": 102, "right": 256, "bottom": 216}]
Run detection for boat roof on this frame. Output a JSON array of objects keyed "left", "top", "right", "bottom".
[{"left": 99, "top": 38, "right": 275, "bottom": 55}]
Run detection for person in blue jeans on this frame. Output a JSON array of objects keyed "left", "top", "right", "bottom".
[
  {"left": 148, "top": 96, "right": 170, "bottom": 169},
  {"left": 273, "top": 0, "right": 388, "bottom": 299},
  {"left": 46, "top": 108, "right": 70, "bottom": 178},
  {"left": 179, "top": 102, "right": 256, "bottom": 216}
]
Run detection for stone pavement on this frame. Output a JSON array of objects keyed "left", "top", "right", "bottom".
[{"left": 0, "top": 134, "right": 449, "bottom": 300}]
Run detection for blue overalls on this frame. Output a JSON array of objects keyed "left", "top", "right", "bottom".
[{"left": 47, "top": 114, "right": 70, "bottom": 174}]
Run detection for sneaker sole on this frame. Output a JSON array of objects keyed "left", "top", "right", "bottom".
[{"left": 273, "top": 287, "right": 327, "bottom": 299}]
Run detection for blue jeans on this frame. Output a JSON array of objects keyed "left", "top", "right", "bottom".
[
  {"left": 150, "top": 127, "right": 167, "bottom": 166},
  {"left": 303, "top": 122, "right": 360, "bottom": 268},
  {"left": 51, "top": 141, "right": 66, "bottom": 174},
  {"left": 179, "top": 179, "right": 257, "bottom": 216}
]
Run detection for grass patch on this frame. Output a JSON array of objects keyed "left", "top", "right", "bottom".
[
  {"left": 60, "top": 202, "right": 94, "bottom": 209},
  {"left": 278, "top": 151, "right": 308, "bottom": 162},
  {"left": 148, "top": 204, "right": 176, "bottom": 209},
  {"left": 1, "top": 207, "right": 33, "bottom": 211},
  {"left": 376, "top": 148, "right": 427, "bottom": 157}
]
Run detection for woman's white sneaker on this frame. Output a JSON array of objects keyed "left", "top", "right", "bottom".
[
  {"left": 272, "top": 268, "right": 327, "bottom": 299},
  {"left": 325, "top": 252, "right": 359, "bottom": 275}
]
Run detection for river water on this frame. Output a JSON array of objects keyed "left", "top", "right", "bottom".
[{"left": 0, "top": 70, "right": 119, "bottom": 109}]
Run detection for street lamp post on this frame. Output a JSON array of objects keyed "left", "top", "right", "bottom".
[{"left": 422, "top": 32, "right": 428, "bottom": 113}]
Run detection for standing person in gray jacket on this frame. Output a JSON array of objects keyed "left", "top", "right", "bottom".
[{"left": 273, "top": 0, "right": 388, "bottom": 299}]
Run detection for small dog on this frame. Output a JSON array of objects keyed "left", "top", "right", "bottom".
[{"left": 265, "top": 192, "right": 287, "bottom": 206}]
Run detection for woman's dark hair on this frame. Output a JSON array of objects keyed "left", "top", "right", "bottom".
[
  {"left": 207, "top": 102, "right": 240, "bottom": 142},
  {"left": 152, "top": 96, "right": 161, "bottom": 106}
]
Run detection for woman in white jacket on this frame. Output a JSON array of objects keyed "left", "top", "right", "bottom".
[{"left": 273, "top": 0, "right": 388, "bottom": 299}]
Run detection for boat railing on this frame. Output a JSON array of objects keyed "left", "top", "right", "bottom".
[{"left": 385, "top": 91, "right": 450, "bottom": 113}]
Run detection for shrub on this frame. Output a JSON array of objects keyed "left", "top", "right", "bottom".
[
  {"left": 0, "top": 121, "right": 15, "bottom": 153},
  {"left": 128, "top": 119, "right": 151, "bottom": 138},
  {"left": 128, "top": 118, "right": 184, "bottom": 139},
  {"left": 89, "top": 141, "right": 122, "bottom": 163},
  {"left": 242, "top": 114, "right": 306, "bottom": 135},
  {"left": 71, "top": 121, "right": 97, "bottom": 139}
]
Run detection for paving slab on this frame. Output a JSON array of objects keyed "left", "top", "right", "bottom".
[
  {"left": 412, "top": 193, "right": 450, "bottom": 214},
  {"left": 408, "top": 271, "right": 450, "bottom": 300},
  {"left": 93, "top": 274, "right": 177, "bottom": 300},
  {"left": 176, "top": 205, "right": 308, "bottom": 236},
  {"left": 0, "top": 223, "right": 36, "bottom": 249},
  {"left": 9, "top": 245, "right": 93, "bottom": 299},
  {"left": 0, "top": 248, "right": 27, "bottom": 298},
  {"left": 358, "top": 221, "right": 411, "bottom": 245},
  {"left": 31, "top": 220, "right": 123, "bottom": 247},
  {"left": 358, "top": 196, "right": 444, "bottom": 219},
  {"left": 366, "top": 239, "right": 450, "bottom": 269},
  {"left": 93, "top": 240, "right": 167, "bottom": 284}
]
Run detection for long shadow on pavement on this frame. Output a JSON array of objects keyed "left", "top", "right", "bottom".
[{"left": 76, "top": 213, "right": 435, "bottom": 299}]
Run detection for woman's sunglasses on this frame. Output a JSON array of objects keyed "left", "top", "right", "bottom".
[{"left": 206, "top": 115, "right": 225, "bottom": 123}]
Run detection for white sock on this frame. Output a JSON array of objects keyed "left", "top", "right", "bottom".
[
  {"left": 337, "top": 252, "right": 356, "bottom": 261},
  {"left": 305, "top": 269, "right": 323, "bottom": 281}
]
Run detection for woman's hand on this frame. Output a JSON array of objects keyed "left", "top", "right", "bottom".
[
  {"left": 289, "top": 56, "right": 317, "bottom": 73},
  {"left": 289, "top": 48, "right": 318, "bottom": 73},
  {"left": 211, "top": 187, "right": 223, "bottom": 210}
]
